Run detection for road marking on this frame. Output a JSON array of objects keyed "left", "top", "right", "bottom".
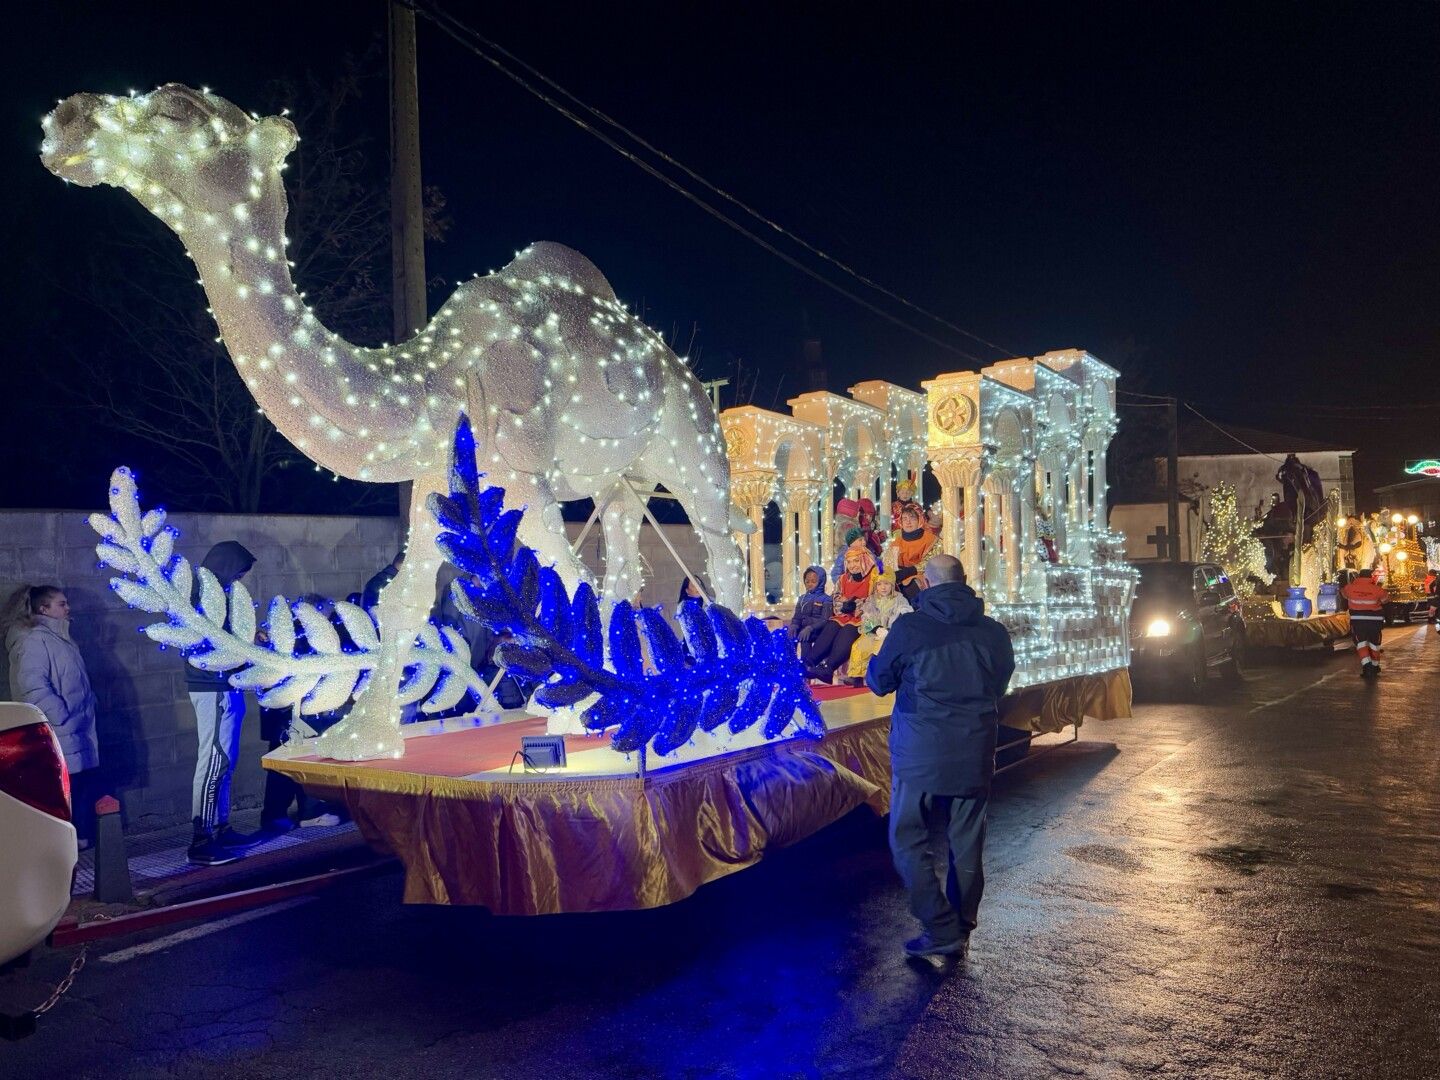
[
  {"left": 99, "top": 897, "right": 315, "bottom": 965},
  {"left": 1248, "top": 668, "right": 1349, "bottom": 714}
]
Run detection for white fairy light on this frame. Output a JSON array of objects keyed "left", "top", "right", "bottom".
[{"left": 42, "top": 82, "right": 748, "bottom": 760}]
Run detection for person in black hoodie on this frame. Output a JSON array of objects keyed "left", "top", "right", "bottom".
[
  {"left": 865, "top": 554, "right": 1015, "bottom": 959},
  {"left": 186, "top": 540, "right": 259, "bottom": 866}
]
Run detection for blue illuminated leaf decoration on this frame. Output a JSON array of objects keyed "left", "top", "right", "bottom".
[{"left": 431, "top": 414, "right": 826, "bottom": 757}]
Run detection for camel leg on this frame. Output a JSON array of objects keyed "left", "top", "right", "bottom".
[
  {"left": 314, "top": 469, "right": 448, "bottom": 761},
  {"left": 638, "top": 438, "right": 745, "bottom": 611},
  {"left": 502, "top": 471, "right": 592, "bottom": 590},
  {"left": 597, "top": 479, "right": 648, "bottom": 603}
]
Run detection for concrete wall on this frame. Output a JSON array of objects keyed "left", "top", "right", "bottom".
[
  {"left": 1109, "top": 502, "right": 1198, "bottom": 562},
  {"left": 2, "top": 508, "right": 710, "bottom": 833}
]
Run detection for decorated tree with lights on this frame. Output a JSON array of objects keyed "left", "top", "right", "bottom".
[{"left": 1200, "top": 482, "right": 1273, "bottom": 600}]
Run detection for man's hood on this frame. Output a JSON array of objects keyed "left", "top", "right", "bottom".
[
  {"left": 803, "top": 565, "right": 828, "bottom": 595},
  {"left": 915, "top": 581, "right": 985, "bottom": 624},
  {"left": 200, "top": 541, "right": 256, "bottom": 587}
]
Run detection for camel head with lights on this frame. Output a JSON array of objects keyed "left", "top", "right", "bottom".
[{"left": 43, "top": 83, "right": 746, "bottom": 758}]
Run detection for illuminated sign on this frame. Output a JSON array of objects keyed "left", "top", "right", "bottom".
[{"left": 1404, "top": 459, "right": 1440, "bottom": 477}]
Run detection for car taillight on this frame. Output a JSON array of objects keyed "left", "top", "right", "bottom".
[{"left": 0, "top": 721, "right": 72, "bottom": 822}]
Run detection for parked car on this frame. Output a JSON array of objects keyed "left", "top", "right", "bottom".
[
  {"left": 1129, "top": 561, "right": 1246, "bottom": 698},
  {"left": 0, "top": 702, "right": 77, "bottom": 969}
]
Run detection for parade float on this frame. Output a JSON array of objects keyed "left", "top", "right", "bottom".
[
  {"left": 1199, "top": 458, "right": 1353, "bottom": 650},
  {"left": 1369, "top": 511, "right": 1433, "bottom": 623},
  {"left": 48, "top": 84, "right": 1136, "bottom": 914}
]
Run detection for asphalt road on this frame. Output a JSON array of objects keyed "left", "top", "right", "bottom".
[{"left": 5, "top": 626, "right": 1438, "bottom": 1079}]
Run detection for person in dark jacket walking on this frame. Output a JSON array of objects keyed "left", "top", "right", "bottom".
[
  {"left": 186, "top": 540, "right": 258, "bottom": 865},
  {"left": 865, "top": 554, "right": 1015, "bottom": 959},
  {"left": 788, "top": 566, "right": 831, "bottom": 642}
]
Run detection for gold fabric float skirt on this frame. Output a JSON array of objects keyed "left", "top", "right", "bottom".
[
  {"left": 264, "top": 669, "right": 1130, "bottom": 914},
  {"left": 1245, "top": 612, "right": 1350, "bottom": 649}
]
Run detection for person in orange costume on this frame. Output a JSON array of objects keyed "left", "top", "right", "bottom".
[
  {"left": 803, "top": 541, "right": 877, "bottom": 682},
  {"left": 888, "top": 504, "right": 941, "bottom": 603},
  {"left": 1341, "top": 567, "right": 1389, "bottom": 677}
]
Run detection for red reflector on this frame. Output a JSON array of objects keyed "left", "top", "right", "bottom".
[{"left": 0, "top": 721, "right": 72, "bottom": 822}]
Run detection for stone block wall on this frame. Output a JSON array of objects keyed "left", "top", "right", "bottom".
[
  {"left": 0, "top": 508, "right": 403, "bottom": 832},
  {"left": 2, "top": 507, "right": 713, "bottom": 833}
]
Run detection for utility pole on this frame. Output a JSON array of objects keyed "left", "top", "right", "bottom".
[
  {"left": 389, "top": 0, "right": 426, "bottom": 519},
  {"left": 1167, "top": 397, "right": 1181, "bottom": 561},
  {"left": 701, "top": 377, "right": 730, "bottom": 415}
]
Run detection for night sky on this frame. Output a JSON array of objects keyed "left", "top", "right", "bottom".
[{"left": 4, "top": 2, "right": 1437, "bottom": 512}]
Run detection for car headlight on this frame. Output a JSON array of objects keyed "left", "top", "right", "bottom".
[{"left": 1145, "top": 618, "right": 1172, "bottom": 638}]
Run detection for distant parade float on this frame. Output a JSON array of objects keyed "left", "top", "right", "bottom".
[{"left": 48, "top": 84, "right": 1136, "bottom": 913}]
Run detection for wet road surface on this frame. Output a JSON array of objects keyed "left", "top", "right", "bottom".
[{"left": 5, "top": 626, "right": 1438, "bottom": 1078}]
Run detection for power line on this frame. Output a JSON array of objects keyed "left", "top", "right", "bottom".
[
  {"left": 1183, "top": 403, "right": 1286, "bottom": 463},
  {"left": 403, "top": 0, "right": 998, "bottom": 364}
]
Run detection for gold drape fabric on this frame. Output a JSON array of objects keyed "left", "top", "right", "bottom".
[
  {"left": 265, "top": 669, "right": 1130, "bottom": 914},
  {"left": 1000, "top": 669, "right": 1133, "bottom": 734},
  {"left": 1245, "top": 613, "right": 1350, "bottom": 649}
]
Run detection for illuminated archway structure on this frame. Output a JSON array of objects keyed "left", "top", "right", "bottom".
[{"left": 724, "top": 349, "right": 1136, "bottom": 688}]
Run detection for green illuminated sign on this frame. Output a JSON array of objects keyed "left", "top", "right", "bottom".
[{"left": 1404, "top": 460, "right": 1440, "bottom": 477}]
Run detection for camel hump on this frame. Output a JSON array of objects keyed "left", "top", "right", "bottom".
[{"left": 502, "top": 242, "right": 618, "bottom": 303}]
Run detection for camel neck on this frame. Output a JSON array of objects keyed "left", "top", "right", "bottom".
[{"left": 182, "top": 185, "right": 421, "bottom": 479}]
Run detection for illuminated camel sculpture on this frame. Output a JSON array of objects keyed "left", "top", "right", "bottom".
[{"left": 42, "top": 84, "right": 745, "bottom": 759}]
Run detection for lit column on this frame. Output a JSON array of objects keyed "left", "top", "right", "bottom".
[
  {"left": 878, "top": 460, "right": 894, "bottom": 534},
  {"left": 1069, "top": 453, "right": 1088, "bottom": 564},
  {"left": 788, "top": 480, "right": 824, "bottom": 585},
  {"left": 1093, "top": 439, "right": 1110, "bottom": 531},
  {"left": 1004, "top": 474, "right": 1023, "bottom": 601},
  {"left": 1045, "top": 455, "right": 1067, "bottom": 562},
  {"left": 931, "top": 449, "right": 985, "bottom": 583},
  {"left": 819, "top": 459, "right": 837, "bottom": 570},
  {"left": 731, "top": 471, "right": 777, "bottom": 612},
  {"left": 853, "top": 464, "right": 876, "bottom": 526},
  {"left": 778, "top": 485, "right": 797, "bottom": 603},
  {"left": 1018, "top": 456, "right": 1037, "bottom": 598}
]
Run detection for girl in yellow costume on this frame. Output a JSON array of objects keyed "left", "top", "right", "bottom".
[{"left": 844, "top": 572, "right": 912, "bottom": 684}]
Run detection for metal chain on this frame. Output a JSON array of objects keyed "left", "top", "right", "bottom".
[{"left": 31, "top": 950, "right": 86, "bottom": 1017}]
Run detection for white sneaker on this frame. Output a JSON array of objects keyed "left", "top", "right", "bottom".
[{"left": 300, "top": 812, "right": 341, "bottom": 828}]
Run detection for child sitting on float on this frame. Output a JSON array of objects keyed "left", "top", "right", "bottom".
[
  {"left": 844, "top": 571, "right": 912, "bottom": 685},
  {"left": 788, "top": 565, "right": 831, "bottom": 642},
  {"left": 804, "top": 541, "right": 877, "bottom": 683}
]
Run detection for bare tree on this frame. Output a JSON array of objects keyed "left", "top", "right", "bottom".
[{"left": 51, "top": 53, "right": 448, "bottom": 512}]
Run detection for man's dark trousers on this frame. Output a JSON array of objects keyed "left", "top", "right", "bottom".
[{"left": 889, "top": 779, "right": 987, "bottom": 943}]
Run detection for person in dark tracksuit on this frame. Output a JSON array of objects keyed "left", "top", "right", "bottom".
[
  {"left": 186, "top": 541, "right": 259, "bottom": 865},
  {"left": 865, "top": 554, "right": 1015, "bottom": 959}
]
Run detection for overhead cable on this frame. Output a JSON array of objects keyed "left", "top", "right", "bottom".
[{"left": 404, "top": 0, "right": 1000, "bottom": 363}]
